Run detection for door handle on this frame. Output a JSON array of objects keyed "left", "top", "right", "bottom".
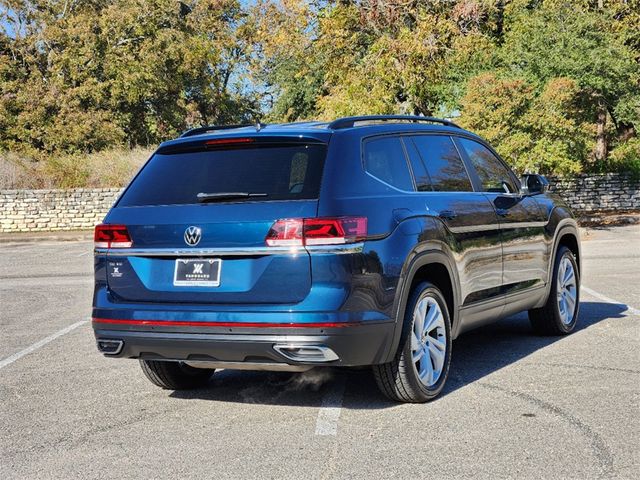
[
  {"left": 496, "top": 208, "right": 511, "bottom": 217},
  {"left": 438, "top": 210, "right": 457, "bottom": 220}
]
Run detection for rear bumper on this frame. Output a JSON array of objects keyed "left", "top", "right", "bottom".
[{"left": 93, "top": 320, "right": 396, "bottom": 367}]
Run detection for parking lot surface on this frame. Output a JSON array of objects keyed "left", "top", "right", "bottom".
[{"left": 1, "top": 225, "right": 638, "bottom": 479}]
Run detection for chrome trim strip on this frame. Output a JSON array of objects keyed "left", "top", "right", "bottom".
[
  {"left": 305, "top": 243, "right": 364, "bottom": 254},
  {"left": 448, "top": 221, "right": 547, "bottom": 234},
  {"left": 184, "top": 361, "right": 312, "bottom": 372},
  {"left": 98, "top": 246, "right": 303, "bottom": 257},
  {"left": 95, "top": 243, "right": 364, "bottom": 257},
  {"left": 447, "top": 224, "right": 499, "bottom": 234},
  {"left": 500, "top": 221, "right": 548, "bottom": 230}
]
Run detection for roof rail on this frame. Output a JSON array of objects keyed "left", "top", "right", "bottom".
[
  {"left": 180, "top": 123, "right": 259, "bottom": 138},
  {"left": 327, "top": 115, "right": 460, "bottom": 130}
]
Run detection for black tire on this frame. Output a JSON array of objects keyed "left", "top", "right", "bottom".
[
  {"left": 529, "top": 246, "right": 580, "bottom": 335},
  {"left": 373, "top": 281, "right": 452, "bottom": 403},
  {"left": 139, "top": 360, "right": 214, "bottom": 390}
]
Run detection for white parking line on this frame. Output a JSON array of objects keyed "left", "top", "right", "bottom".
[
  {"left": 315, "top": 375, "right": 346, "bottom": 436},
  {"left": 582, "top": 286, "right": 640, "bottom": 316},
  {"left": 0, "top": 320, "right": 89, "bottom": 370}
]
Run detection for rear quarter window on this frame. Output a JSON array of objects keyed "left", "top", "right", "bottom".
[
  {"left": 363, "top": 136, "right": 414, "bottom": 191},
  {"left": 118, "top": 143, "right": 326, "bottom": 206}
]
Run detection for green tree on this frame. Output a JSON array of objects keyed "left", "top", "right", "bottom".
[
  {"left": 460, "top": 73, "right": 593, "bottom": 175},
  {"left": 499, "top": 0, "right": 639, "bottom": 166},
  {"left": 245, "top": 0, "right": 324, "bottom": 121},
  {"left": 260, "top": 1, "right": 500, "bottom": 120},
  {"left": 1, "top": 0, "right": 638, "bottom": 178},
  {"left": 260, "top": 0, "right": 638, "bottom": 174},
  {"left": 0, "top": 0, "right": 258, "bottom": 156}
]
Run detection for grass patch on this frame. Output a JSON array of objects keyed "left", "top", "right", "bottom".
[{"left": 0, "top": 147, "right": 154, "bottom": 189}]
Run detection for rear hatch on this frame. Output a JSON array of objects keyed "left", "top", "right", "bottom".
[{"left": 102, "top": 136, "right": 327, "bottom": 304}]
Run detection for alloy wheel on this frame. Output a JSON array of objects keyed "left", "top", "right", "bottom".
[
  {"left": 557, "top": 256, "right": 578, "bottom": 325},
  {"left": 411, "top": 296, "right": 447, "bottom": 387}
]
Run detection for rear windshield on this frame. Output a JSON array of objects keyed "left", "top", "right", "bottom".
[{"left": 118, "top": 143, "right": 327, "bottom": 206}]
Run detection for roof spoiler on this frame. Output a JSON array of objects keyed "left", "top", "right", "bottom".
[{"left": 181, "top": 122, "right": 267, "bottom": 138}]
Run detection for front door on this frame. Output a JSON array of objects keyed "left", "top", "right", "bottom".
[{"left": 454, "top": 137, "right": 548, "bottom": 295}]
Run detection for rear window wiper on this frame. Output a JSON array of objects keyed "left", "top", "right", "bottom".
[{"left": 196, "top": 192, "right": 269, "bottom": 203}]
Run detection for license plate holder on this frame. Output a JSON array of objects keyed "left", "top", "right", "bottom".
[{"left": 173, "top": 258, "right": 221, "bottom": 287}]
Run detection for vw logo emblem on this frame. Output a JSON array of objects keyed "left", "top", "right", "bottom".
[{"left": 184, "top": 226, "right": 202, "bottom": 246}]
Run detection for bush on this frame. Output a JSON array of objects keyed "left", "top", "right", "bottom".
[
  {"left": 0, "top": 153, "right": 51, "bottom": 189},
  {"left": 84, "top": 147, "right": 153, "bottom": 188},
  {"left": 44, "top": 154, "right": 91, "bottom": 189},
  {"left": 609, "top": 138, "right": 640, "bottom": 179}
]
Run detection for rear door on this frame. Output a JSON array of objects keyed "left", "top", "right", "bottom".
[
  {"left": 454, "top": 137, "right": 548, "bottom": 293},
  {"left": 406, "top": 135, "right": 504, "bottom": 307},
  {"left": 102, "top": 138, "right": 326, "bottom": 304}
]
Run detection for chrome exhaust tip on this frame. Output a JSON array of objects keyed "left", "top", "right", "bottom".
[
  {"left": 97, "top": 339, "right": 124, "bottom": 355},
  {"left": 273, "top": 344, "right": 339, "bottom": 363}
]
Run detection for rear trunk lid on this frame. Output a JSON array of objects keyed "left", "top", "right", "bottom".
[{"left": 102, "top": 137, "right": 326, "bottom": 305}]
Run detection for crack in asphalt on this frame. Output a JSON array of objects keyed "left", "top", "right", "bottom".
[
  {"left": 1, "top": 404, "right": 184, "bottom": 457},
  {"left": 477, "top": 382, "right": 614, "bottom": 479},
  {"left": 522, "top": 362, "right": 640, "bottom": 375}
]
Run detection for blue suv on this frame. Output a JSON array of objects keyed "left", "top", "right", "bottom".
[{"left": 92, "top": 115, "right": 581, "bottom": 402}]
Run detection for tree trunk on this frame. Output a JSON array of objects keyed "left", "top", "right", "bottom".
[
  {"left": 618, "top": 123, "right": 636, "bottom": 142},
  {"left": 496, "top": 0, "right": 505, "bottom": 43},
  {"left": 594, "top": 97, "right": 607, "bottom": 165},
  {"left": 606, "top": 105, "right": 636, "bottom": 142}
]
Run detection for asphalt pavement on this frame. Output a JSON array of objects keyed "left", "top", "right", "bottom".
[{"left": 0, "top": 225, "right": 638, "bottom": 479}]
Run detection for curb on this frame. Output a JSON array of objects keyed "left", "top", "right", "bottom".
[
  {"left": 578, "top": 212, "right": 640, "bottom": 228},
  {"left": 0, "top": 230, "right": 93, "bottom": 243}
]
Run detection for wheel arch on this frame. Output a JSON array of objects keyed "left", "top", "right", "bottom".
[
  {"left": 382, "top": 249, "right": 460, "bottom": 363},
  {"left": 557, "top": 230, "right": 581, "bottom": 275},
  {"left": 536, "top": 218, "right": 581, "bottom": 309},
  {"left": 549, "top": 219, "right": 581, "bottom": 279}
]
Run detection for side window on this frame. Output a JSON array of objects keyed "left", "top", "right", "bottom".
[
  {"left": 411, "top": 135, "right": 473, "bottom": 192},
  {"left": 404, "top": 139, "right": 432, "bottom": 191},
  {"left": 458, "top": 138, "right": 517, "bottom": 193},
  {"left": 364, "top": 136, "right": 414, "bottom": 191}
]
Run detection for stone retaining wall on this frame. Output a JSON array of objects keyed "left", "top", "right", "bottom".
[
  {"left": 0, "top": 188, "right": 122, "bottom": 232},
  {"left": 548, "top": 173, "right": 639, "bottom": 213},
  {"left": 0, "top": 174, "right": 638, "bottom": 232}
]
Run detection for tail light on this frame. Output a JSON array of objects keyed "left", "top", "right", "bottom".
[
  {"left": 304, "top": 217, "right": 368, "bottom": 245},
  {"left": 265, "top": 219, "right": 304, "bottom": 246},
  {"left": 265, "top": 217, "right": 367, "bottom": 247},
  {"left": 94, "top": 224, "right": 132, "bottom": 248}
]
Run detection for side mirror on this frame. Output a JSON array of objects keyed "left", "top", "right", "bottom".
[{"left": 520, "top": 174, "right": 549, "bottom": 195}]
